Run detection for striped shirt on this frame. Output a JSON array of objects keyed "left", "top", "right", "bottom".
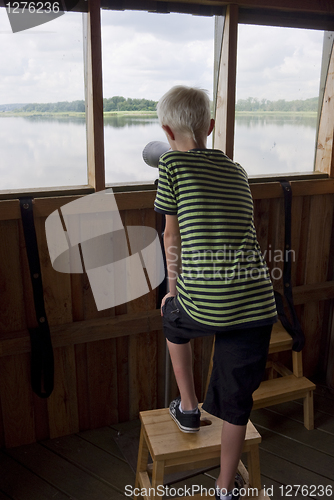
[{"left": 154, "top": 149, "right": 277, "bottom": 329}]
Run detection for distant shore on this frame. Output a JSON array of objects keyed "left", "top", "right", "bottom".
[
  {"left": 0, "top": 109, "right": 317, "bottom": 118},
  {"left": 0, "top": 110, "right": 158, "bottom": 118},
  {"left": 235, "top": 110, "right": 317, "bottom": 117}
]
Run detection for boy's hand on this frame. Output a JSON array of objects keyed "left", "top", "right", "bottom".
[{"left": 161, "top": 292, "right": 176, "bottom": 316}]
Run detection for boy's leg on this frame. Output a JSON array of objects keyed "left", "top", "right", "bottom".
[
  {"left": 217, "top": 422, "right": 246, "bottom": 493},
  {"left": 166, "top": 339, "right": 198, "bottom": 411},
  {"left": 203, "top": 324, "right": 272, "bottom": 497},
  {"left": 167, "top": 337, "right": 245, "bottom": 496}
]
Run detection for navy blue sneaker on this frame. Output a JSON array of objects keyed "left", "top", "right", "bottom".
[{"left": 169, "top": 397, "right": 200, "bottom": 433}]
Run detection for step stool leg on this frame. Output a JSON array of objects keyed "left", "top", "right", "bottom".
[
  {"left": 134, "top": 426, "right": 150, "bottom": 499},
  {"left": 151, "top": 460, "right": 165, "bottom": 498},
  {"left": 151, "top": 459, "right": 165, "bottom": 488},
  {"left": 247, "top": 444, "right": 262, "bottom": 491},
  {"left": 303, "top": 390, "right": 314, "bottom": 430}
]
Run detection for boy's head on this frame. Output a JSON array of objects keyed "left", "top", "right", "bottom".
[{"left": 157, "top": 86, "right": 212, "bottom": 148}]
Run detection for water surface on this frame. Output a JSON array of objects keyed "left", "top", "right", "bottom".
[{"left": 0, "top": 113, "right": 318, "bottom": 191}]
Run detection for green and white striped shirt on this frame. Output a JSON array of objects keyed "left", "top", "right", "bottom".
[{"left": 154, "top": 149, "right": 277, "bottom": 329}]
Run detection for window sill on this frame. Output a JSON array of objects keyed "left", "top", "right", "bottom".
[
  {"left": 0, "top": 174, "right": 333, "bottom": 205},
  {"left": 248, "top": 171, "right": 328, "bottom": 184},
  {"left": 0, "top": 185, "right": 95, "bottom": 201}
]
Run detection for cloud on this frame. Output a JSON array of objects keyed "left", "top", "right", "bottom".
[
  {"left": 0, "top": 8, "right": 214, "bottom": 104},
  {"left": 101, "top": 10, "right": 214, "bottom": 100},
  {"left": 0, "top": 10, "right": 85, "bottom": 104},
  {"left": 101, "top": 9, "right": 213, "bottom": 42},
  {"left": 0, "top": 8, "right": 325, "bottom": 105},
  {"left": 236, "top": 24, "right": 324, "bottom": 101}
]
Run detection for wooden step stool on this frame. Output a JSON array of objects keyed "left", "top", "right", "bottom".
[
  {"left": 205, "top": 321, "right": 316, "bottom": 430},
  {"left": 252, "top": 321, "right": 316, "bottom": 430},
  {"left": 134, "top": 405, "right": 270, "bottom": 500}
]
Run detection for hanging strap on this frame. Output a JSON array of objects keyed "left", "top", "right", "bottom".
[
  {"left": 274, "top": 181, "right": 305, "bottom": 352},
  {"left": 20, "top": 198, "right": 54, "bottom": 398}
]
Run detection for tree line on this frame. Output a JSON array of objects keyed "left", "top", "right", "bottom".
[
  {"left": 235, "top": 96, "right": 318, "bottom": 112},
  {"left": 2, "top": 96, "right": 319, "bottom": 114},
  {"left": 103, "top": 96, "right": 157, "bottom": 111},
  {"left": 8, "top": 97, "right": 157, "bottom": 113}
]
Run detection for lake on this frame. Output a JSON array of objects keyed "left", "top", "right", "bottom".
[{"left": 0, "top": 113, "right": 318, "bottom": 191}]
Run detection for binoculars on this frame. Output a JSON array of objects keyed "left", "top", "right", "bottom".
[{"left": 142, "top": 141, "right": 170, "bottom": 168}]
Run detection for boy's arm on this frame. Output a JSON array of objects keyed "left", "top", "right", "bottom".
[{"left": 161, "top": 214, "right": 181, "bottom": 310}]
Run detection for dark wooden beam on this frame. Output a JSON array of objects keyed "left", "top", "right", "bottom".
[
  {"left": 99, "top": 1, "right": 334, "bottom": 31},
  {"left": 2, "top": 1, "right": 333, "bottom": 16},
  {"left": 101, "top": 0, "right": 334, "bottom": 17},
  {"left": 238, "top": 7, "right": 334, "bottom": 31},
  {"left": 1, "top": 1, "right": 333, "bottom": 29},
  {"left": 163, "top": 0, "right": 334, "bottom": 15},
  {"left": 100, "top": 0, "right": 224, "bottom": 15}
]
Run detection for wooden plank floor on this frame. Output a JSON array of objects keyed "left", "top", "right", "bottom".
[{"left": 0, "top": 385, "right": 333, "bottom": 499}]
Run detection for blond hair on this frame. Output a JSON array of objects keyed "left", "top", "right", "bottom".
[{"left": 157, "top": 86, "right": 211, "bottom": 145}]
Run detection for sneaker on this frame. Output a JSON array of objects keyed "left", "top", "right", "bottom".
[
  {"left": 169, "top": 397, "right": 200, "bottom": 433},
  {"left": 215, "top": 472, "right": 244, "bottom": 500},
  {"left": 234, "top": 472, "right": 244, "bottom": 492}
]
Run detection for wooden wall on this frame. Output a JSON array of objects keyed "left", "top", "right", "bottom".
[
  {"left": 0, "top": 192, "right": 167, "bottom": 449},
  {"left": 253, "top": 181, "right": 334, "bottom": 381},
  {"left": 0, "top": 180, "right": 334, "bottom": 449}
]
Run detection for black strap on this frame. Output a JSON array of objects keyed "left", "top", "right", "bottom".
[
  {"left": 158, "top": 214, "right": 168, "bottom": 305},
  {"left": 20, "top": 198, "right": 54, "bottom": 398},
  {"left": 274, "top": 181, "right": 305, "bottom": 352}
]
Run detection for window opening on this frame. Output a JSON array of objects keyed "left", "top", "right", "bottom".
[
  {"left": 0, "top": 10, "right": 86, "bottom": 191},
  {"left": 101, "top": 9, "right": 214, "bottom": 186},
  {"left": 234, "top": 24, "right": 323, "bottom": 177}
]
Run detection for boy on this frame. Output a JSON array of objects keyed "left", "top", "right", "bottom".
[{"left": 154, "top": 86, "right": 277, "bottom": 500}]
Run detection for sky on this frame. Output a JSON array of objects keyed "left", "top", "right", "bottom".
[{"left": 0, "top": 7, "right": 325, "bottom": 105}]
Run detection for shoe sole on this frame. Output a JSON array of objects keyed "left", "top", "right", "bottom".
[{"left": 169, "top": 408, "right": 200, "bottom": 433}]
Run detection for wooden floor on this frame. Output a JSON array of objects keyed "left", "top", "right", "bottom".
[{"left": 0, "top": 385, "right": 334, "bottom": 500}]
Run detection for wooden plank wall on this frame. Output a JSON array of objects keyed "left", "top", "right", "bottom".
[
  {"left": 253, "top": 190, "right": 334, "bottom": 378},
  {"left": 0, "top": 192, "right": 167, "bottom": 449},
  {"left": 0, "top": 183, "right": 334, "bottom": 449}
]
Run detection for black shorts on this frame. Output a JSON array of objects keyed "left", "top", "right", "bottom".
[{"left": 162, "top": 296, "right": 273, "bottom": 426}]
